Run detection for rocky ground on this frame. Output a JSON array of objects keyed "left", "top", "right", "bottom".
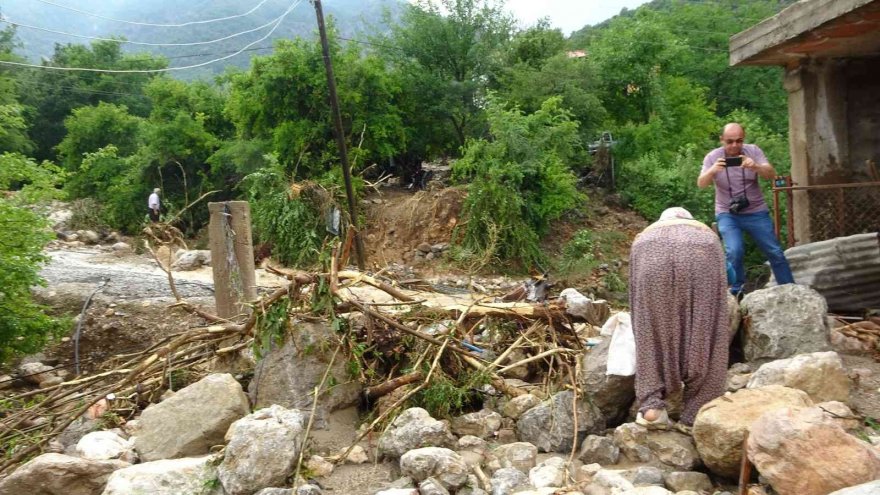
[{"left": 2, "top": 191, "right": 879, "bottom": 495}]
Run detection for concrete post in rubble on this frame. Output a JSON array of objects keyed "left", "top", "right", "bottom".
[{"left": 208, "top": 201, "right": 257, "bottom": 319}]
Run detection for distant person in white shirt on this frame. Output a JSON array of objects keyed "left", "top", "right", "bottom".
[{"left": 148, "top": 188, "right": 161, "bottom": 222}]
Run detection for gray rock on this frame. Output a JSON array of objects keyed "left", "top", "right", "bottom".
[
  {"left": 18, "top": 361, "right": 57, "bottom": 386},
  {"left": 529, "top": 456, "right": 566, "bottom": 488},
  {"left": 295, "top": 484, "right": 322, "bottom": 495},
  {"left": 516, "top": 390, "right": 605, "bottom": 453},
  {"left": 255, "top": 489, "right": 294, "bottom": 495},
  {"left": 617, "top": 487, "right": 672, "bottom": 495},
  {"left": 399, "top": 447, "right": 468, "bottom": 490},
  {"left": 111, "top": 242, "right": 131, "bottom": 253},
  {"left": 218, "top": 405, "right": 306, "bottom": 495},
  {"left": 746, "top": 351, "right": 850, "bottom": 403},
  {"left": 663, "top": 471, "right": 713, "bottom": 493},
  {"left": 829, "top": 480, "right": 880, "bottom": 495},
  {"left": 491, "top": 442, "right": 538, "bottom": 473},
  {"left": 451, "top": 409, "right": 502, "bottom": 439},
  {"left": 171, "top": 249, "right": 211, "bottom": 271},
  {"left": 417, "top": 243, "right": 433, "bottom": 253},
  {"left": 458, "top": 435, "right": 488, "bottom": 451},
  {"left": 58, "top": 417, "right": 100, "bottom": 450},
  {"left": 378, "top": 408, "right": 455, "bottom": 459},
  {"left": 77, "top": 230, "right": 100, "bottom": 245},
  {"left": 0, "top": 453, "right": 127, "bottom": 495},
  {"left": 578, "top": 434, "right": 620, "bottom": 465},
  {"left": 578, "top": 338, "right": 635, "bottom": 426},
  {"left": 489, "top": 467, "right": 529, "bottom": 495},
  {"left": 741, "top": 284, "right": 830, "bottom": 361},
  {"left": 75, "top": 430, "right": 137, "bottom": 463},
  {"left": 501, "top": 394, "right": 541, "bottom": 419},
  {"left": 374, "top": 490, "right": 418, "bottom": 495},
  {"left": 622, "top": 466, "right": 664, "bottom": 486},
  {"left": 102, "top": 456, "right": 223, "bottom": 495},
  {"left": 418, "top": 477, "right": 450, "bottom": 495},
  {"left": 613, "top": 423, "right": 700, "bottom": 471},
  {"left": 249, "top": 322, "right": 362, "bottom": 422},
  {"left": 134, "top": 373, "right": 250, "bottom": 461},
  {"left": 592, "top": 469, "right": 635, "bottom": 493}
]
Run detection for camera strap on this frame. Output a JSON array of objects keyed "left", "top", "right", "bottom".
[{"left": 724, "top": 164, "right": 749, "bottom": 198}]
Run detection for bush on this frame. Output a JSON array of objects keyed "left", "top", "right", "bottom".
[
  {"left": 0, "top": 163, "right": 67, "bottom": 362},
  {"left": 452, "top": 97, "right": 584, "bottom": 268},
  {"left": 244, "top": 155, "right": 331, "bottom": 268}
]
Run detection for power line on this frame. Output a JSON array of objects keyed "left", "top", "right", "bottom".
[
  {"left": 0, "top": 0, "right": 302, "bottom": 74},
  {"left": 1, "top": 3, "right": 296, "bottom": 48},
  {"left": 31, "top": 0, "right": 274, "bottom": 28}
]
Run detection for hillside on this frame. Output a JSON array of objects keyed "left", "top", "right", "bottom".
[{"left": 0, "top": 0, "right": 403, "bottom": 79}]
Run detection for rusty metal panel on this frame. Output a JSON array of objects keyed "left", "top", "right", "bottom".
[{"left": 768, "top": 232, "right": 880, "bottom": 311}]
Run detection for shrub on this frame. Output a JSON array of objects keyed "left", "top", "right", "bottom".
[{"left": 452, "top": 97, "right": 584, "bottom": 268}]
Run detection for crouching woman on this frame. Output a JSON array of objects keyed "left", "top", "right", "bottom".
[{"left": 629, "top": 207, "right": 729, "bottom": 433}]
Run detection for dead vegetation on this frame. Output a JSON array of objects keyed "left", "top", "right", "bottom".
[{"left": 0, "top": 228, "right": 597, "bottom": 476}]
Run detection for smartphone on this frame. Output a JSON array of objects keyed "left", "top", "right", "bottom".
[{"left": 724, "top": 156, "right": 743, "bottom": 167}]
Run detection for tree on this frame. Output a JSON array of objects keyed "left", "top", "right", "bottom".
[
  {"left": 0, "top": 25, "right": 33, "bottom": 154},
  {"left": 0, "top": 153, "right": 66, "bottom": 362},
  {"left": 381, "top": 0, "right": 515, "bottom": 154},
  {"left": 225, "top": 33, "right": 405, "bottom": 180},
  {"left": 18, "top": 40, "right": 165, "bottom": 161}
]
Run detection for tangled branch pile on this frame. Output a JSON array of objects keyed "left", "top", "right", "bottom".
[{"left": 0, "top": 244, "right": 599, "bottom": 475}]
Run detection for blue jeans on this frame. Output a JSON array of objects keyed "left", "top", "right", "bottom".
[{"left": 717, "top": 211, "right": 794, "bottom": 294}]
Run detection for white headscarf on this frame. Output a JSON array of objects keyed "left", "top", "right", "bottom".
[{"left": 658, "top": 207, "right": 694, "bottom": 221}]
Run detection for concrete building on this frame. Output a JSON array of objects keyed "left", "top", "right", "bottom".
[{"left": 730, "top": 0, "right": 880, "bottom": 244}]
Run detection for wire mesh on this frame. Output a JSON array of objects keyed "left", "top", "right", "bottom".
[{"left": 794, "top": 183, "right": 880, "bottom": 242}]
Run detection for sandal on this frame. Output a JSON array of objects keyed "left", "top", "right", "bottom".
[{"left": 636, "top": 409, "right": 671, "bottom": 430}]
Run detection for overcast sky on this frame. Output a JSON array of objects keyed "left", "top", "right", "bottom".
[{"left": 504, "top": 0, "right": 652, "bottom": 34}]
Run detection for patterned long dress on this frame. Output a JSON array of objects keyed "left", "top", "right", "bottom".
[{"left": 629, "top": 220, "right": 729, "bottom": 425}]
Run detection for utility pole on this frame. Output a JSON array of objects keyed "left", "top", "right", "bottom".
[{"left": 312, "top": 0, "right": 366, "bottom": 270}]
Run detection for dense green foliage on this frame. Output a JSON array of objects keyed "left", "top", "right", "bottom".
[
  {"left": 0, "top": 0, "right": 800, "bottom": 354},
  {"left": 452, "top": 97, "right": 582, "bottom": 267},
  {"left": 0, "top": 153, "right": 66, "bottom": 362}
]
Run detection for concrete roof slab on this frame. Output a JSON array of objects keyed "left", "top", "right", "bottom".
[{"left": 730, "top": 0, "right": 880, "bottom": 66}]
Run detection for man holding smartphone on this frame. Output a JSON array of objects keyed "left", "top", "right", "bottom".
[{"left": 697, "top": 122, "right": 794, "bottom": 296}]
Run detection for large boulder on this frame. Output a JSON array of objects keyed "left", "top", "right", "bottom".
[
  {"left": 529, "top": 456, "right": 566, "bottom": 489},
  {"left": 516, "top": 390, "right": 605, "bottom": 453},
  {"left": 740, "top": 285, "right": 829, "bottom": 361},
  {"left": 579, "top": 338, "right": 635, "bottom": 426},
  {"left": 399, "top": 447, "right": 469, "bottom": 490},
  {"left": 378, "top": 408, "right": 455, "bottom": 459},
  {"left": 134, "top": 373, "right": 250, "bottom": 461},
  {"left": 101, "top": 456, "right": 223, "bottom": 495},
  {"left": 578, "top": 434, "right": 620, "bottom": 465},
  {"left": 218, "top": 405, "right": 306, "bottom": 495},
  {"left": 612, "top": 423, "right": 700, "bottom": 471},
  {"left": 0, "top": 453, "right": 127, "bottom": 495},
  {"left": 748, "top": 405, "right": 880, "bottom": 495},
  {"left": 248, "top": 322, "right": 361, "bottom": 422},
  {"left": 692, "top": 385, "right": 812, "bottom": 478},
  {"left": 746, "top": 351, "right": 851, "bottom": 403}
]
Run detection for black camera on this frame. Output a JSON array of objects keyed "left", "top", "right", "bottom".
[
  {"left": 729, "top": 194, "right": 750, "bottom": 214},
  {"left": 724, "top": 156, "right": 743, "bottom": 167}
]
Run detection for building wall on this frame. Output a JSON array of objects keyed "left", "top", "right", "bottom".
[{"left": 784, "top": 57, "right": 880, "bottom": 243}]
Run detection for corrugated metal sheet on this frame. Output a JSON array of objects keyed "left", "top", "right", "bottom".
[{"left": 768, "top": 232, "right": 880, "bottom": 311}]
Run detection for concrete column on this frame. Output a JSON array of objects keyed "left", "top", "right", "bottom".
[
  {"left": 208, "top": 201, "right": 257, "bottom": 319},
  {"left": 785, "top": 65, "right": 813, "bottom": 244}
]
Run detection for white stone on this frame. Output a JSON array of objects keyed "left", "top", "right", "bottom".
[
  {"left": 528, "top": 456, "right": 566, "bottom": 488},
  {"left": 102, "top": 456, "right": 222, "bottom": 495},
  {"left": 0, "top": 453, "right": 127, "bottom": 495},
  {"left": 399, "top": 447, "right": 468, "bottom": 490},
  {"left": 75, "top": 430, "right": 137, "bottom": 463}
]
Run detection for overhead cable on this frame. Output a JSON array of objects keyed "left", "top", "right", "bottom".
[
  {"left": 0, "top": 3, "right": 296, "bottom": 47},
  {"left": 31, "top": 0, "right": 274, "bottom": 28},
  {"left": 0, "top": 0, "right": 302, "bottom": 73}
]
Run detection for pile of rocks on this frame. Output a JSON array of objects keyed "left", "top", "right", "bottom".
[
  {"left": 3, "top": 284, "right": 879, "bottom": 495},
  {"left": 413, "top": 242, "right": 450, "bottom": 262}
]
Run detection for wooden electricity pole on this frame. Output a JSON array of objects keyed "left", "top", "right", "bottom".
[{"left": 312, "top": 0, "right": 366, "bottom": 270}]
